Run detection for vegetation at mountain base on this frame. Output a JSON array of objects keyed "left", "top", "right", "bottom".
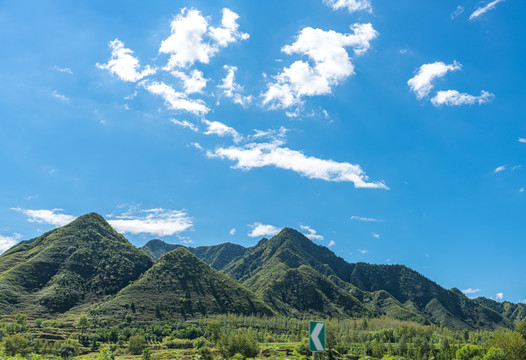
[{"left": 0, "top": 213, "right": 152, "bottom": 315}]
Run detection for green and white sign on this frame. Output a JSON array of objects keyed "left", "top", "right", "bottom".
[{"left": 309, "top": 321, "right": 326, "bottom": 352}]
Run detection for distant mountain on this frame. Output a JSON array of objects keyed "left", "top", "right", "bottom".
[
  {"left": 141, "top": 239, "right": 248, "bottom": 270},
  {"left": 0, "top": 213, "right": 153, "bottom": 314},
  {"left": 475, "top": 297, "right": 526, "bottom": 323},
  {"left": 92, "top": 247, "right": 274, "bottom": 320},
  {"left": 222, "top": 228, "right": 509, "bottom": 329}
]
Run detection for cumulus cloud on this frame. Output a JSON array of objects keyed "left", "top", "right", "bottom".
[
  {"left": 462, "top": 288, "right": 481, "bottom": 294},
  {"left": 97, "top": 39, "right": 156, "bottom": 82},
  {"left": 431, "top": 90, "right": 494, "bottom": 107},
  {"left": 160, "top": 8, "right": 248, "bottom": 70},
  {"left": 171, "top": 69, "right": 207, "bottom": 94},
  {"left": 202, "top": 119, "right": 243, "bottom": 143},
  {"left": 142, "top": 81, "right": 209, "bottom": 115},
  {"left": 470, "top": 0, "right": 504, "bottom": 20},
  {"left": 107, "top": 208, "right": 193, "bottom": 236},
  {"left": 218, "top": 65, "right": 253, "bottom": 106},
  {"left": 52, "top": 91, "right": 70, "bottom": 102},
  {"left": 263, "top": 23, "right": 378, "bottom": 109},
  {"left": 300, "top": 225, "right": 324, "bottom": 241},
  {"left": 207, "top": 141, "right": 388, "bottom": 189},
  {"left": 351, "top": 215, "right": 384, "bottom": 222},
  {"left": 0, "top": 233, "right": 22, "bottom": 254},
  {"left": 408, "top": 61, "right": 461, "bottom": 99},
  {"left": 12, "top": 208, "right": 77, "bottom": 226},
  {"left": 170, "top": 119, "right": 200, "bottom": 132},
  {"left": 248, "top": 223, "right": 280, "bottom": 238},
  {"left": 496, "top": 292, "right": 504, "bottom": 300},
  {"left": 323, "top": 0, "right": 372, "bottom": 13}
]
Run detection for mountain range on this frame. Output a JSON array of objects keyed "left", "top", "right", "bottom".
[{"left": 0, "top": 213, "right": 522, "bottom": 330}]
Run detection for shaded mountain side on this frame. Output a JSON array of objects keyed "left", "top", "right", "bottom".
[
  {"left": 0, "top": 213, "right": 153, "bottom": 314},
  {"left": 141, "top": 239, "right": 248, "bottom": 270},
  {"left": 259, "top": 265, "right": 367, "bottom": 318},
  {"left": 92, "top": 247, "right": 274, "bottom": 320},
  {"left": 475, "top": 297, "right": 526, "bottom": 323}
]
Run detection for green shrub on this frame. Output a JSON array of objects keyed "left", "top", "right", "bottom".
[
  {"left": 57, "top": 341, "right": 79, "bottom": 359},
  {"left": 3, "top": 334, "right": 30, "bottom": 356},
  {"left": 484, "top": 347, "right": 507, "bottom": 360},
  {"left": 217, "top": 331, "right": 259, "bottom": 359},
  {"left": 456, "top": 344, "right": 482, "bottom": 360},
  {"left": 193, "top": 336, "right": 208, "bottom": 349},
  {"left": 164, "top": 338, "right": 193, "bottom": 349},
  {"left": 198, "top": 346, "right": 214, "bottom": 360},
  {"left": 128, "top": 335, "right": 146, "bottom": 355},
  {"left": 142, "top": 347, "right": 151, "bottom": 360}
]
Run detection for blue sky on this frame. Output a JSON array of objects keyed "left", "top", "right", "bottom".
[{"left": 1, "top": 0, "right": 525, "bottom": 303}]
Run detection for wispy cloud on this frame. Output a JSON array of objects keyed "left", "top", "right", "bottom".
[
  {"left": 51, "top": 90, "right": 70, "bottom": 102},
  {"left": 372, "top": 232, "right": 380, "bottom": 238},
  {"left": 107, "top": 208, "right": 193, "bottom": 237},
  {"left": 470, "top": 0, "right": 505, "bottom": 20},
  {"left": 0, "top": 233, "right": 22, "bottom": 254},
  {"left": 54, "top": 65, "right": 73, "bottom": 75},
  {"left": 327, "top": 240, "right": 335, "bottom": 247},
  {"left": 358, "top": 249, "right": 368, "bottom": 254},
  {"left": 492, "top": 165, "right": 506, "bottom": 173},
  {"left": 519, "top": 138, "right": 526, "bottom": 143},
  {"left": 351, "top": 216, "right": 383, "bottom": 222},
  {"left": 300, "top": 225, "right": 324, "bottom": 241},
  {"left": 461, "top": 288, "right": 481, "bottom": 294},
  {"left": 142, "top": 81, "right": 209, "bottom": 115},
  {"left": 229, "top": 228, "right": 236, "bottom": 235},
  {"left": 202, "top": 119, "right": 243, "bottom": 143},
  {"left": 451, "top": 5, "right": 465, "bottom": 19},
  {"left": 218, "top": 65, "right": 253, "bottom": 106},
  {"left": 207, "top": 141, "right": 388, "bottom": 189},
  {"left": 323, "top": 0, "right": 372, "bottom": 13},
  {"left": 248, "top": 223, "right": 280, "bottom": 238},
  {"left": 170, "top": 119, "right": 200, "bottom": 132},
  {"left": 12, "top": 208, "right": 76, "bottom": 226},
  {"left": 97, "top": 39, "right": 156, "bottom": 82},
  {"left": 263, "top": 23, "right": 378, "bottom": 110}
]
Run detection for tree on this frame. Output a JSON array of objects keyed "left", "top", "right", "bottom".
[
  {"left": 217, "top": 331, "right": 259, "bottom": 358},
  {"left": 484, "top": 347, "right": 508, "bottom": 360},
  {"left": 15, "top": 313, "right": 27, "bottom": 331},
  {"left": 486, "top": 331, "right": 526, "bottom": 360},
  {"left": 515, "top": 321, "right": 526, "bottom": 339},
  {"left": 58, "top": 341, "right": 79, "bottom": 359},
  {"left": 4, "top": 334, "right": 30, "bottom": 356},
  {"left": 142, "top": 347, "right": 151, "bottom": 360},
  {"left": 77, "top": 314, "right": 89, "bottom": 334},
  {"left": 456, "top": 344, "right": 482, "bottom": 360},
  {"left": 128, "top": 335, "right": 146, "bottom": 355}
]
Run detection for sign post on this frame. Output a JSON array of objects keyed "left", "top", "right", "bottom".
[{"left": 309, "top": 321, "right": 326, "bottom": 359}]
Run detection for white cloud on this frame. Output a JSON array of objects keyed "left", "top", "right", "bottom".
[
  {"left": 202, "top": 119, "right": 243, "bottom": 143},
  {"left": 496, "top": 292, "right": 504, "bottom": 300},
  {"left": 12, "top": 208, "right": 77, "bottom": 226},
  {"left": 229, "top": 228, "right": 236, "bottom": 235},
  {"left": 462, "top": 288, "right": 481, "bottom": 294},
  {"left": 52, "top": 90, "right": 70, "bottom": 102},
  {"left": 54, "top": 66, "right": 73, "bottom": 75},
  {"left": 358, "top": 249, "right": 368, "bottom": 254},
  {"left": 372, "top": 232, "right": 380, "bottom": 238},
  {"left": 170, "top": 119, "right": 200, "bottom": 132},
  {"left": 248, "top": 223, "right": 280, "bottom": 238},
  {"left": 249, "top": 127, "right": 289, "bottom": 142},
  {"left": 124, "top": 91, "right": 137, "bottom": 100},
  {"left": 518, "top": 138, "right": 526, "bottom": 143},
  {"left": 190, "top": 142, "right": 203, "bottom": 150},
  {"left": 160, "top": 8, "right": 248, "bottom": 70},
  {"left": 208, "top": 8, "right": 250, "bottom": 47},
  {"left": 171, "top": 69, "right": 207, "bottom": 94},
  {"left": 520, "top": 187, "right": 524, "bottom": 193},
  {"left": 142, "top": 81, "right": 209, "bottom": 115},
  {"left": 408, "top": 61, "right": 461, "bottom": 99},
  {"left": 263, "top": 23, "right": 378, "bottom": 109},
  {"left": 492, "top": 165, "right": 506, "bottom": 173},
  {"left": 207, "top": 141, "right": 388, "bottom": 189},
  {"left": 328, "top": 240, "right": 336, "bottom": 247},
  {"left": 323, "top": 0, "right": 372, "bottom": 13},
  {"left": 431, "top": 90, "right": 494, "bottom": 107},
  {"left": 108, "top": 208, "right": 193, "bottom": 237},
  {"left": 218, "top": 65, "right": 253, "bottom": 106},
  {"left": 300, "top": 225, "right": 324, "bottom": 241},
  {"left": 470, "top": 0, "right": 504, "bottom": 20},
  {"left": 451, "top": 5, "right": 465, "bottom": 19},
  {"left": 351, "top": 215, "right": 384, "bottom": 222},
  {"left": 97, "top": 39, "right": 156, "bottom": 82},
  {"left": 0, "top": 233, "right": 22, "bottom": 254}
]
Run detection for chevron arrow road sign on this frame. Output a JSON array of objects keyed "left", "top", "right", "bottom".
[{"left": 309, "top": 321, "right": 326, "bottom": 352}]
